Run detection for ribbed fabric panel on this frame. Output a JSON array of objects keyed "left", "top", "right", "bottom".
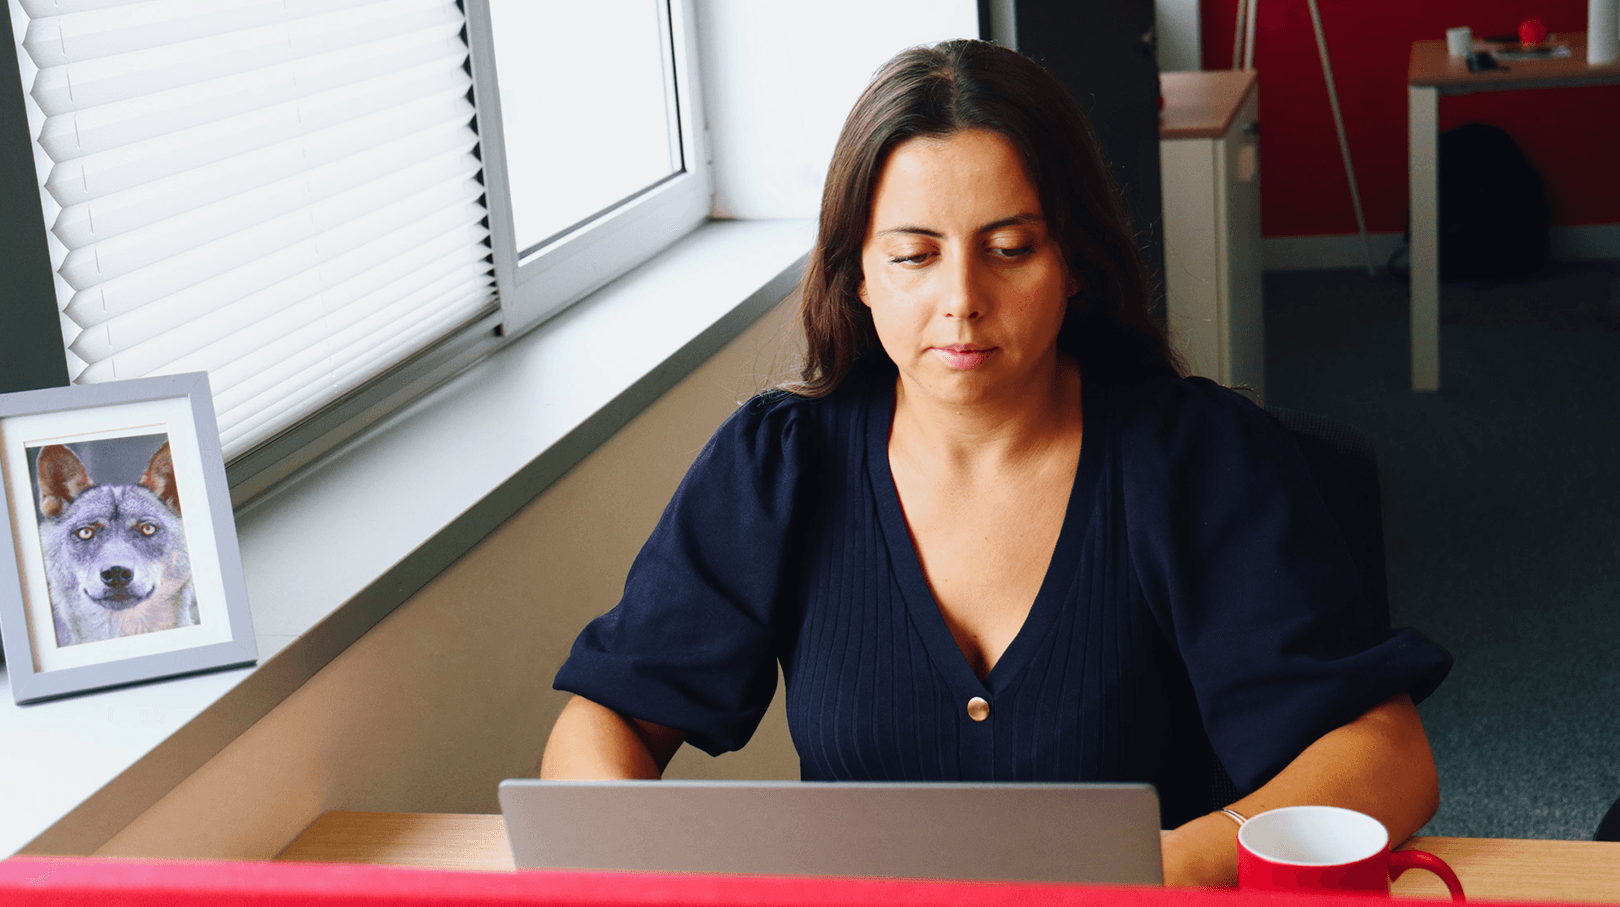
[{"left": 784, "top": 401, "right": 837, "bottom": 780}]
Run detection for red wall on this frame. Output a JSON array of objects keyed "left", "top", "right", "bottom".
[{"left": 1199, "top": 0, "right": 1620, "bottom": 237}]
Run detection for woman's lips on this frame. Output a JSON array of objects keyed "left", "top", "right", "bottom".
[{"left": 932, "top": 345, "right": 994, "bottom": 370}]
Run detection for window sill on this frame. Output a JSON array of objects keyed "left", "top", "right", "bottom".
[{"left": 0, "top": 217, "right": 814, "bottom": 857}]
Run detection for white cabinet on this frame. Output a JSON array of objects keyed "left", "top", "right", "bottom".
[{"left": 1159, "top": 71, "right": 1263, "bottom": 396}]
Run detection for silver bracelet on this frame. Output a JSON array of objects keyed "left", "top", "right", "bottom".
[{"left": 1218, "top": 807, "right": 1248, "bottom": 827}]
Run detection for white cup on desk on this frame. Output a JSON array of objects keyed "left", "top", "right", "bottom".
[{"left": 1446, "top": 26, "right": 1473, "bottom": 57}]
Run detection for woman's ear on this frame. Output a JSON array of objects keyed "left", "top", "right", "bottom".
[{"left": 857, "top": 281, "right": 869, "bottom": 307}]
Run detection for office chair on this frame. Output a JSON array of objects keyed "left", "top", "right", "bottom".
[
  {"left": 1203, "top": 405, "right": 1392, "bottom": 811},
  {"left": 1596, "top": 801, "right": 1620, "bottom": 841},
  {"left": 1267, "top": 405, "right": 1391, "bottom": 624}
]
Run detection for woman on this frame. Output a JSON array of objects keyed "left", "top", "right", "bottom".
[{"left": 541, "top": 40, "right": 1450, "bottom": 887}]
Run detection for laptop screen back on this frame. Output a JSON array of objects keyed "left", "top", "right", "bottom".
[{"left": 498, "top": 780, "right": 1162, "bottom": 885}]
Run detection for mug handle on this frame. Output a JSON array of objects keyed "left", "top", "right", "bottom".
[{"left": 1389, "top": 850, "right": 1466, "bottom": 901}]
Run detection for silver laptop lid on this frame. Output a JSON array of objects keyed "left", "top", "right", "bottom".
[{"left": 498, "top": 779, "right": 1162, "bottom": 885}]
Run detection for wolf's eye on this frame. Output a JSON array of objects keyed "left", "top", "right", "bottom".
[
  {"left": 137, "top": 522, "right": 158, "bottom": 537},
  {"left": 75, "top": 526, "right": 95, "bottom": 540}
]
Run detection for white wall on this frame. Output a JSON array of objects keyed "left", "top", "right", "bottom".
[
  {"left": 1156, "top": 0, "right": 1203, "bottom": 72},
  {"left": 93, "top": 296, "right": 806, "bottom": 860},
  {"left": 700, "top": 0, "right": 980, "bottom": 218}
]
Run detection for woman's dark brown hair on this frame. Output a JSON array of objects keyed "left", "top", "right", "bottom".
[{"left": 791, "top": 39, "right": 1183, "bottom": 396}]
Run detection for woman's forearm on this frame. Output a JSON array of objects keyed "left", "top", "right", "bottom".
[
  {"left": 538, "top": 695, "right": 686, "bottom": 779},
  {"left": 1162, "top": 692, "right": 1439, "bottom": 887}
]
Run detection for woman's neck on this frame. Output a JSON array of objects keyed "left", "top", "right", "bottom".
[{"left": 889, "top": 355, "right": 1083, "bottom": 475}]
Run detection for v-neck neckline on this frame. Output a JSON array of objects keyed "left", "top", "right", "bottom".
[{"left": 866, "top": 375, "right": 1104, "bottom": 697}]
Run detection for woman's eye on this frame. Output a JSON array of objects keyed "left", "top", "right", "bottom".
[
  {"left": 889, "top": 252, "right": 931, "bottom": 265},
  {"left": 76, "top": 526, "right": 95, "bottom": 540},
  {"left": 991, "top": 246, "right": 1034, "bottom": 258}
]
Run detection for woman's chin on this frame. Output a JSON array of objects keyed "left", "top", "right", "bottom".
[{"left": 900, "top": 364, "right": 1028, "bottom": 408}]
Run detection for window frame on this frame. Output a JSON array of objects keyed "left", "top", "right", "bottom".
[{"left": 463, "top": 0, "right": 713, "bottom": 339}]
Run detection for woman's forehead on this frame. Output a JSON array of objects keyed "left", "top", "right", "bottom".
[{"left": 866, "top": 129, "right": 1043, "bottom": 235}]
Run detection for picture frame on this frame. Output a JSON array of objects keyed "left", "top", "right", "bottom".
[{"left": 0, "top": 373, "right": 256, "bottom": 704}]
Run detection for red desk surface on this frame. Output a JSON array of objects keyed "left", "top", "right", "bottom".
[{"left": 0, "top": 856, "right": 1576, "bottom": 907}]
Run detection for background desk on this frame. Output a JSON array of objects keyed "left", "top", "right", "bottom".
[
  {"left": 277, "top": 811, "right": 1620, "bottom": 902},
  {"left": 1160, "top": 70, "right": 1264, "bottom": 397},
  {"left": 1408, "top": 32, "right": 1620, "bottom": 391}
]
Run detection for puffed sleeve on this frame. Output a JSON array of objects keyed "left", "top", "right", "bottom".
[
  {"left": 552, "top": 392, "right": 809, "bottom": 756},
  {"left": 1120, "top": 378, "right": 1451, "bottom": 792}
]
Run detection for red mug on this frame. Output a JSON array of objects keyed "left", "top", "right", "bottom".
[{"left": 1237, "top": 805, "right": 1464, "bottom": 900}]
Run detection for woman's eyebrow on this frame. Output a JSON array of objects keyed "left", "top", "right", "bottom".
[
  {"left": 975, "top": 213, "right": 1045, "bottom": 233},
  {"left": 876, "top": 224, "right": 944, "bottom": 238},
  {"left": 875, "top": 213, "right": 1045, "bottom": 238}
]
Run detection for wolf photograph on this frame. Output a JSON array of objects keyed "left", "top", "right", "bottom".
[{"left": 26, "top": 434, "right": 199, "bottom": 648}]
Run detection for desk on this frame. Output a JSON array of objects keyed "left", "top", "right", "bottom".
[
  {"left": 1160, "top": 71, "right": 1264, "bottom": 396},
  {"left": 1408, "top": 32, "right": 1620, "bottom": 391},
  {"left": 278, "top": 811, "right": 1620, "bottom": 902}
]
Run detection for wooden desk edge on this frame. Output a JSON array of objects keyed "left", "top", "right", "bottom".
[
  {"left": 1159, "top": 70, "right": 1258, "bottom": 140},
  {"left": 277, "top": 812, "right": 513, "bottom": 872},
  {"left": 1394, "top": 835, "right": 1620, "bottom": 901}
]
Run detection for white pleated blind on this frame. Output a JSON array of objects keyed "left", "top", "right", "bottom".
[{"left": 13, "top": 0, "right": 496, "bottom": 460}]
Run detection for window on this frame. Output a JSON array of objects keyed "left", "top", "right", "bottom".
[
  {"left": 5, "top": 0, "right": 710, "bottom": 500},
  {"left": 483, "top": 1, "right": 682, "bottom": 255},
  {"left": 465, "top": 0, "right": 710, "bottom": 335}
]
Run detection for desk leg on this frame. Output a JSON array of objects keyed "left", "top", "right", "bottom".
[{"left": 1409, "top": 85, "right": 1440, "bottom": 391}]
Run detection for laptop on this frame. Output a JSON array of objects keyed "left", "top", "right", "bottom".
[{"left": 497, "top": 779, "right": 1162, "bottom": 884}]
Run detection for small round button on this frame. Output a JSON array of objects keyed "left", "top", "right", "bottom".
[{"left": 967, "top": 696, "right": 990, "bottom": 722}]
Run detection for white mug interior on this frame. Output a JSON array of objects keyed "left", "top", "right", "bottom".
[{"left": 1239, "top": 806, "right": 1389, "bottom": 866}]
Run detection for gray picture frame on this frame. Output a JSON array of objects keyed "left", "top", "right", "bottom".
[{"left": 0, "top": 373, "right": 256, "bottom": 704}]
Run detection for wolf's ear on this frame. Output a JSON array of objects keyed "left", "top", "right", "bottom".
[
  {"left": 139, "top": 442, "right": 182, "bottom": 517},
  {"left": 37, "top": 445, "right": 93, "bottom": 518}
]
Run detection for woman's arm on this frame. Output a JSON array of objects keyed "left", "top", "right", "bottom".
[
  {"left": 1161, "top": 692, "right": 1439, "bottom": 888},
  {"left": 538, "top": 695, "right": 687, "bottom": 779}
]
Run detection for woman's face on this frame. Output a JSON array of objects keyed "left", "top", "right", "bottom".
[{"left": 858, "top": 128, "right": 1076, "bottom": 408}]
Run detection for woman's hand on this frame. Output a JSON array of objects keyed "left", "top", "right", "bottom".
[
  {"left": 1161, "top": 813, "right": 1242, "bottom": 887},
  {"left": 1161, "top": 692, "right": 1439, "bottom": 887},
  {"left": 538, "top": 695, "right": 686, "bottom": 779}
]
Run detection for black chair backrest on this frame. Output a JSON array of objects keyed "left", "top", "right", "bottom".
[
  {"left": 1203, "top": 406, "right": 1390, "bottom": 811},
  {"left": 1265, "top": 406, "right": 1389, "bottom": 624}
]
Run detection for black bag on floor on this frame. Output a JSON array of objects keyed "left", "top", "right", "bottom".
[
  {"left": 1434, "top": 122, "right": 1550, "bottom": 281},
  {"left": 1395, "top": 122, "right": 1550, "bottom": 281}
]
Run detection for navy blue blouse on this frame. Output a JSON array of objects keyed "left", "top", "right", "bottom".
[{"left": 554, "top": 362, "right": 1451, "bottom": 825}]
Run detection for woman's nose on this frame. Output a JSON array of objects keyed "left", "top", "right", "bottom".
[{"left": 941, "top": 255, "right": 983, "bottom": 320}]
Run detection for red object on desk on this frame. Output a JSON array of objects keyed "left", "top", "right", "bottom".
[
  {"left": 0, "top": 857, "right": 1592, "bottom": 907},
  {"left": 1519, "top": 17, "right": 1549, "bottom": 46}
]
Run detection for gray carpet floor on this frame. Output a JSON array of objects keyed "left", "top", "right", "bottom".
[{"left": 1260, "top": 261, "right": 1620, "bottom": 840}]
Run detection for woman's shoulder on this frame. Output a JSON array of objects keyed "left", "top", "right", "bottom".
[
  {"left": 1105, "top": 373, "right": 1274, "bottom": 449},
  {"left": 708, "top": 364, "right": 882, "bottom": 464},
  {"left": 733, "top": 370, "right": 874, "bottom": 427}
]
